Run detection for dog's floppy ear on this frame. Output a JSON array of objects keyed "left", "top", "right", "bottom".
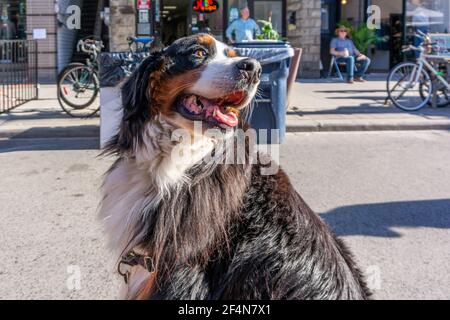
[
  {"left": 104, "top": 51, "right": 166, "bottom": 155},
  {"left": 121, "top": 51, "right": 165, "bottom": 121}
]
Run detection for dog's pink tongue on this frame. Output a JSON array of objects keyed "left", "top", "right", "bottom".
[
  {"left": 201, "top": 98, "right": 239, "bottom": 127},
  {"left": 212, "top": 106, "right": 238, "bottom": 127}
]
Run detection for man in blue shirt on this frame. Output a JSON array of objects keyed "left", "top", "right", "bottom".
[
  {"left": 226, "top": 6, "right": 261, "bottom": 43},
  {"left": 330, "top": 26, "right": 371, "bottom": 84}
]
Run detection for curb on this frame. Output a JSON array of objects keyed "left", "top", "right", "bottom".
[{"left": 286, "top": 120, "right": 450, "bottom": 132}]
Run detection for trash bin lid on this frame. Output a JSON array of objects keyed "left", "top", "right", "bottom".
[
  {"left": 233, "top": 42, "right": 294, "bottom": 65},
  {"left": 234, "top": 40, "right": 289, "bottom": 47}
]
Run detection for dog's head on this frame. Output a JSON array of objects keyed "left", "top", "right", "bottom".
[{"left": 115, "top": 34, "right": 261, "bottom": 153}]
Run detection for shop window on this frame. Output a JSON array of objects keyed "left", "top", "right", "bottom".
[
  {"left": 0, "top": 0, "right": 26, "bottom": 40},
  {"left": 191, "top": 0, "right": 224, "bottom": 39},
  {"left": 406, "top": 0, "right": 450, "bottom": 33},
  {"left": 253, "top": 1, "right": 283, "bottom": 34}
]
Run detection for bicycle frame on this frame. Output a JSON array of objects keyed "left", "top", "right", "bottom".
[{"left": 407, "top": 46, "right": 450, "bottom": 91}]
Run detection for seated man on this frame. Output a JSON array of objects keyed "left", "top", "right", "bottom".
[{"left": 330, "top": 26, "right": 371, "bottom": 84}]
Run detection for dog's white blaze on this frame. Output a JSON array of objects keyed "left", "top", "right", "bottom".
[{"left": 191, "top": 39, "right": 245, "bottom": 98}]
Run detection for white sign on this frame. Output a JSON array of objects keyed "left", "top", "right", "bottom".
[
  {"left": 139, "top": 9, "right": 149, "bottom": 23},
  {"left": 33, "top": 28, "right": 47, "bottom": 39}
]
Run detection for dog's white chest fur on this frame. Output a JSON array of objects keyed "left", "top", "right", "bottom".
[{"left": 100, "top": 117, "right": 215, "bottom": 254}]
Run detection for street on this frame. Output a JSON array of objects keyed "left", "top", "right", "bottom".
[{"left": 0, "top": 131, "right": 449, "bottom": 299}]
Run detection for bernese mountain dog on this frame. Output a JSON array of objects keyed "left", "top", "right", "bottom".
[{"left": 100, "top": 34, "right": 371, "bottom": 300}]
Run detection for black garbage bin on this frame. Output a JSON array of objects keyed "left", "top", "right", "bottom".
[{"left": 234, "top": 41, "right": 294, "bottom": 144}]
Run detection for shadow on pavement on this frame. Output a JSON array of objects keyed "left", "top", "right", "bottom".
[
  {"left": 1, "top": 109, "right": 83, "bottom": 121},
  {"left": 0, "top": 137, "right": 99, "bottom": 153},
  {"left": 2, "top": 125, "right": 99, "bottom": 140},
  {"left": 321, "top": 199, "right": 450, "bottom": 237},
  {"left": 0, "top": 108, "right": 100, "bottom": 121}
]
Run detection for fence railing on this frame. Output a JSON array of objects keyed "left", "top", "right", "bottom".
[{"left": 0, "top": 40, "right": 38, "bottom": 113}]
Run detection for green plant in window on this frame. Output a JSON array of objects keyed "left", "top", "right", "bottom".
[
  {"left": 256, "top": 20, "right": 281, "bottom": 40},
  {"left": 337, "top": 20, "right": 388, "bottom": 54}
]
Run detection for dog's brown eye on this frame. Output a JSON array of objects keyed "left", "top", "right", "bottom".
[{"left": 194, "top": 49, "right": 207, "bottom": 58}]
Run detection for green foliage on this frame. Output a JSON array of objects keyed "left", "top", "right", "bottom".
[
  {"left": 337, "top": 21, "right": 388, "bottom": 54},
  {"left": 256, "top": 20, "right": 281, "bottom": 41}
]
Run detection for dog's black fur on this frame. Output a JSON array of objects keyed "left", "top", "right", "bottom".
[{"left": 104, "top": 35, "right": 371, "bottom": 300}]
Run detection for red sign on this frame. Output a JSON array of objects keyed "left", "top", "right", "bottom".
[
  {"left": 137, "top": 0, "right": 150, "bottom": 10},
  {"left": 193, "top": 0, "right": 219, "bottom": 13}
]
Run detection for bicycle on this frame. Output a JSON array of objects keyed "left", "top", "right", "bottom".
[
  {"left": 57, "top": 36, "right": 154, "bottom": 118},
  {"left": 57, "top": 36, "right": 103, "bottom": 117},
  {"left": 386, "top": 30, "right": 450, "bottom": 111}
]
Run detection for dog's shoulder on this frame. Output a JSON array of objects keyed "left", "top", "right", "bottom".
[{"left": 221, "top": 161, "right": 371, "bottom": 300}]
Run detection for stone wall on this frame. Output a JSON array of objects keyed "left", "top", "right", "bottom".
[
  {"left": 287, "top": 0, "right": 321, "bottom": 78},
  {"left": 26, "top": 0, "right": 57, "bottom": 82},
  {"left": 109, "top": 0, "right": 136, "bottom": 52}
]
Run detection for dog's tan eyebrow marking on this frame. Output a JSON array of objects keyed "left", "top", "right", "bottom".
[
  {"left": 226, "top": 49, "right": 237, "bottom": 57},
  {"left": 198, "top": 34, "right": 214, "bottom": 46}
]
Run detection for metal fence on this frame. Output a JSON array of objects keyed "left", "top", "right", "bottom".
[{"left": 0, "top": 40, "right": 38, "bottom": 113}]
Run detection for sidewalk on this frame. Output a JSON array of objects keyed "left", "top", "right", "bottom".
[
  {"left": 287, "top": 76, "right": 450, "bottom": 132},
  {"left": 1, "top": 79, "right": 450, "bottom": 139},
  {"left": 0, "top": 85, "right": 99, "bottom": 139}
]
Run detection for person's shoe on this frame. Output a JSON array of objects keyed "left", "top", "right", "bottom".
[
  {"left": 347, "top": 79, "right": 354, "bottom": 84},
  {"left": 354, "top": 77, "right": 366, "bottom": 82}
]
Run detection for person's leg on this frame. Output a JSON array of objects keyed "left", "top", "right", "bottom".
[
  {"left": 336, "top": 56, "right": 355, "bottom": 82},
  {"left": 355, "top": 57, "right": 371, "bottom": 79}
]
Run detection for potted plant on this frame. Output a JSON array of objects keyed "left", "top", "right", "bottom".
[
  {"left": 256, "top": 20, "right": 281, "bottom": 41},
  {"left": 337, "top": 20, "right": 388, "bottom": 55}
]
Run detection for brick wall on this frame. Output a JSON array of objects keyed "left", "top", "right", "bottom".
[
  {"left": 26, "top": 0, "right": 57, "bottom": 82},
  {"left": 287, "top": 0, "right": 321, "bottom": 78},
  {"left": 109, "top": 0, "right": 136, "bottom": 52}
]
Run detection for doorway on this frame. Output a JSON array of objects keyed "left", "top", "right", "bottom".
[
  {"left": 0, "top": 0, "right": 26, "bottom": 40},
  {"left": 320, "top": 0, "right": 339, "bottom": 76},
  {"left": 160, "top": 0, "right": 190, "bottom": 45}
]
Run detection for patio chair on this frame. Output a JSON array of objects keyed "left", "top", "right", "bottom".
[{"left": 327, "top": 55, "right": 358, "bottom": 81}]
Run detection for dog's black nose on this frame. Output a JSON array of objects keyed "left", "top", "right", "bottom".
[{"left": 236, "top": 58, "right": 262, "bottom": 83}]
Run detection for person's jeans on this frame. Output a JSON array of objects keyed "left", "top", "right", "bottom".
[{"left": 336, "top": 56, "right": 371, "bottom": 80}]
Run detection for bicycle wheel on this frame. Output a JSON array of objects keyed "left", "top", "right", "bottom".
[
  {"left": 58, "top": 64, "right": 99, "bottom": 110},
  {"left": 387, "top": 62, "right": 432, "bottom": 111},
  {"left": 419, "top": 81, "right": 450, "bottom": 108},
  {"left": 57, "top": 62, "right": 84, "bottom": 81}
]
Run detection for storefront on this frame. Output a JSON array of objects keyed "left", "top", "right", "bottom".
[
  {"left": 0, "top": 0, "right": 26, "bottom": 40},
  {"left": 139, "top": 0, "right": 287, "bottom": 45},
  {"left": 324, "top": 0, "right": 450, "bottom": 72}
]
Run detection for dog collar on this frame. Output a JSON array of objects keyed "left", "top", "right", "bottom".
[{"left": 118, "top": 250, "right": 155, "bottom": 284}]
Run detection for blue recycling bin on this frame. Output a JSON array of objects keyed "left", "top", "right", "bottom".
[{"left": 234, "top": 41, "right": 294, "bottom": 144}]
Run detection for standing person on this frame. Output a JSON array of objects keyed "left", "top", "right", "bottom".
[
  {"left": 407, "top": 0, "right": 430, "bottom": 56},
  {"left": 226, "top": 5, "right": 260, "bottom": 43},
  {"left": 330, "top": 26, "right": 371, "bottom": 84}
]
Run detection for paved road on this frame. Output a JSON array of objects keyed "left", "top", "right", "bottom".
[{"left": 0, "top": 131, "right": 449, "bottom": 299}]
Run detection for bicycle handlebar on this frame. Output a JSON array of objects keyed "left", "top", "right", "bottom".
[
  {"left": 402, "top": 44, "right": 422, "bottom": 53},
  {"left": 77, "top": 39, "right": 103, "bottom": 54}
]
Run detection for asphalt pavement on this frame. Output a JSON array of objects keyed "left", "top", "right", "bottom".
[{"left": 0, "top": 130, "right": 449, "bottom": 299}]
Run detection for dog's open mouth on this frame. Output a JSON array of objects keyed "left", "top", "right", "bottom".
[{"left": 176, "top": 91, "right": 247, "bottom": 129}]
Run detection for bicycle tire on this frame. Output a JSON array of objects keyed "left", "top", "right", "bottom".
[
  {"left": 57, "top": 62, "right": 85, "bottom": 81},
  {"left": 58, "top": 64, "right": 99, "bottom": 110},
  {"left": 419, "top": 81, "right": 450, "bottom": 108},
  {"left": 387, "top": 62, "right": 432, "bottom": 111},
  {"left": 57, "top": 91, "right": 99, "bottom": 118}
]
